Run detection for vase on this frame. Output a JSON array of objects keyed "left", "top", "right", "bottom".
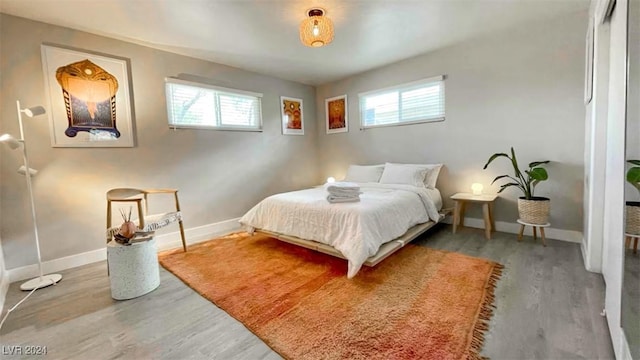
[{"left": 118, "top": 220, "right": 138, "bottom": 239}]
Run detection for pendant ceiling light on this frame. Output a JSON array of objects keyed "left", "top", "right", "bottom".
[{"left": 299, "top": 8, "right": 334, "bottom": 48}]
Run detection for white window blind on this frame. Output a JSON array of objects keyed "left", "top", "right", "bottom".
[
  {"left": 165, "top": 78, "right": 263, "bottom": 131},
  {"left": 359, "top": 75, "right": 445, "bottom": 129}
]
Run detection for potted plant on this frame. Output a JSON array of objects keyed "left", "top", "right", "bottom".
[
  {"left": 626, "top": 160, "right": 640, "bottom": 235},
  {"left": 483, "top": 147, "right": 550, "bottom": 224}
]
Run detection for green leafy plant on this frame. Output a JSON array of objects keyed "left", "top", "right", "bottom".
[
  {"left": 483, "top": 147, "right": 550, "bottom": 199},
  {"left": 627, "top": 160, "right": 640, "bottom": 195}
]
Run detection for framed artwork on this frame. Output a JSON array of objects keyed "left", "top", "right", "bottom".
[
  {"left": 41, "top": 44, "right": 134, "bottom": 147},
  {"left": 326, "top": 95, "right": 348, "bottom": 134},
  {"left": 280, "top": 96, "right": 304, "bottom": 135},
  {"left": 584, "top": 18, "right": 594, "bottom": 105}
]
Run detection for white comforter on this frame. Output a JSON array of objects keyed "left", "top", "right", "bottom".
[{"left": 239, "top": 183, "right": 442, "bottom": 278}]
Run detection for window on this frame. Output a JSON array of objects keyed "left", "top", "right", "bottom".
[
  {"left": 359, "top": 75, "right": 445, "bottom": 129},
  {"left": 165, "top": 78, "right": 263, "bottom": 131}
]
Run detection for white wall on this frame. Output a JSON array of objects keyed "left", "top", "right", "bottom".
[
  {"left": 0, "top": 14, "right": 319, "bottom": 270},
  {"left": 315, "top": 12, "right": 587, "bottom": 233}
]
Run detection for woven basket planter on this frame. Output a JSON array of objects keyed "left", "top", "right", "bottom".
[
  {"left": 626, "top": 202, "right": 640, "bottom": 235},
  {"left": 518, "top": 197, "right": 550, "bottom": 225}
]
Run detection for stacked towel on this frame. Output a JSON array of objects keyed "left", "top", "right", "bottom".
[{"left": 326, "top": 182, "right": 361, "bottom": 203}]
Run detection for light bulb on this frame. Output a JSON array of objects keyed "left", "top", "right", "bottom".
[
  {"left": 313, "top": 22, "right": 319, "bottom": 36},
  {"left": 327, "top": 176, "right": 336, "bottom": 183},
  {"left": 471, "top": 183, "right": 483, "bottom": 196}
]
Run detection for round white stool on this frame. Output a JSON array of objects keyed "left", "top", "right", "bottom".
[
  {"left": 517, "top": 219, "right": 550, "bottom": 247},
  {"left": 107, "top": 236, "right": 160, "bottom": 300}
]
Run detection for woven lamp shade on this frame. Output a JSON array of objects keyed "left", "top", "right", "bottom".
[{"left": 299, "top": 10, "right": 334, "bottom": 47}]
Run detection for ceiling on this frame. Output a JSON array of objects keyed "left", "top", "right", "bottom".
[{"left": 0, "top": 0, "right": 589, "bottom": 85}]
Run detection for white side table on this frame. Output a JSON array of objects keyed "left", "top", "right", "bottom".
[
  {"left": 107, "top": 236, "right": 160, "bottom": 300},
  {"left": 517, "top": 219, "right": 550, "bottom": 247},
  {"left": 450, "top": 193, "right": 498, "bottom": 239}
]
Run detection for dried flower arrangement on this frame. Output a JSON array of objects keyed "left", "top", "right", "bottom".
[{"left": 114, "top": 207, "right": 137, "bottom": 246}]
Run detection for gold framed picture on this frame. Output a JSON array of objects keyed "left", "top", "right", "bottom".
[
  {"left": 326, "top": 95, "right": 348, "bottom": 134},
  {"left": 281, "top": 96, "right": 304, "bottom": 135}
]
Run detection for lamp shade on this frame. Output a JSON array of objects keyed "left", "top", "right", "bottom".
[
  {"left": 471, "top": 183, "right": 483, "bottom": 195},
  {"left": 0, "top": 133, "right": 21, "bottom": 150},
  {"left": 23, "top": 106, "right": 46, "bottom": 118},
  {"left": 300, "top": 8, "right": 334, "bottom": 47}
]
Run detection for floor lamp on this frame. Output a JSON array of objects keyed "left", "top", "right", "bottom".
[{"left": 0, "top": 100, "right": 62, "bottom": 291}]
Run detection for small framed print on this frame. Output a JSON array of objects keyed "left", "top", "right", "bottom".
[
  {"left": 326, "top": 95, "right": 348, "bottom": 134},
  {"left": 281, "top": 96, "right": 304, "bottom": 135}
]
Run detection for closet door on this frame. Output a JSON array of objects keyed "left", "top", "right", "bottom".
[
  {"left": 621, "top": 0, "right": 640, "bottom": 357},
  {"left": 601, "top": 0, "right": 628, "bottom": 358}
]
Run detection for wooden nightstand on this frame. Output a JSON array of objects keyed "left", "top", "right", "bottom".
[{"left": 450, "top": 193, "right": 498, "bottom": 240}]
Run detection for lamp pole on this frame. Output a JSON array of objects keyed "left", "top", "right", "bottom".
[
  {"left": 12, "top": 100, "right": 61, "bottom": 290},
  {"left": 0, "top": 101, "right": 61, "bottom": 333},
  {"left": 16, "top": 100, "right": 45, "bottom": 284}
]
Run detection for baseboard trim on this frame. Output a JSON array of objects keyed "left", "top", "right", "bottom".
[
  {"left": 581, "top": 240, "right": 590, "bottom": 270},
  {"left": 442, "top": 216, "right": 583, "bottom": 243},
  {"left": 0, "top": 269, "right": 9, "bottom": 315},
  {"left": 580, "top": 240, "right": 602, "bottom": 273},
  {"left": 4, "top": 215, "right": 581, "bottom": 283},
  {"left": 8, "top": 248, "right": 106, "bottom": 283},
  {"left": 7, "top": 218, "right": 242, "bottom": 283},
  {"left": 155, "top": 217, "right": 241, "bottom": 251}
]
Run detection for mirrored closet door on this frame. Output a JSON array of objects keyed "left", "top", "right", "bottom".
[{"left": 622, "top": 0, "right": 640, "bottom": 357}]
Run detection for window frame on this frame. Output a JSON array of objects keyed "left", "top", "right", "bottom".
[
  {"left": 165, "top": 77, "right": 264, "bottom": 132},
  {"left": 358, "top": 75, "right": 446, "bottom": 130}
]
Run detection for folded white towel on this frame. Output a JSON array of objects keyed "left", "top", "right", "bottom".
[
  {"left": 326, "top": 182, "right": 360, "bottom": 192},
  {"left": 327, "top": 194, "right": 361, "bottom": 203},
  {"left": 328, "top": 188, "right": 363, "bottom": 196}
]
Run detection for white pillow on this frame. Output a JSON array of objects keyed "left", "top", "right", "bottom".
[
  {"left": 383, "top": 163, "right": 443, "bottom": 189},
  {"left": 379, "top": 163, "right": 428, "bottom": 187},
  {"left": 423, "top": 164, "right": 443, "bottom": 189},
  {"left": 343, "top": 164, "right": 385, "bottom": 183}
]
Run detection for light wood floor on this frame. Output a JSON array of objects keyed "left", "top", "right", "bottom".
[
  {"left": 622, "top": 249, "right": 640, "bottom": 358},
  {"left": 1, "top": 225, "right": 614, "bottom": 359}
]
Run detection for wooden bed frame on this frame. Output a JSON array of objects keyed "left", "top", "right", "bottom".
[{"left": 257, "top": 209, "right": 451, "bottom": 267}]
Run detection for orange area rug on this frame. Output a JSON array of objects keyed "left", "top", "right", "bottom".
[{"left": 159, "top": 232, "right": 503, "bottom": 360}]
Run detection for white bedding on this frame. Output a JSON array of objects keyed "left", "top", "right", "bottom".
[{"left": 239, "top": 183, "right": 442, "bottom": 278}]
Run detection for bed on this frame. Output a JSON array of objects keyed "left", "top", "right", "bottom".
[{"left": 240, "top": 165, "right": 446, "bottom": 278}]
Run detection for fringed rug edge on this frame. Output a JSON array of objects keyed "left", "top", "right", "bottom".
[{"left": 465, "top": 262, "right": 505, "bottom": 360}]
